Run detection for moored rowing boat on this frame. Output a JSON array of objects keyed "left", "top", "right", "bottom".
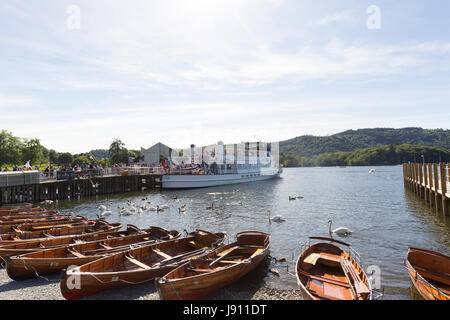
[
  {"left": 156, "top": 230, "right": 270, "bottom": 300},
  {"left": 0, "top": 224, "right": 144, "bottom": 260},
  {"left": 6, "top": 226, "right": 181, "bottom": 280},
  {"left": 405, "top": 247, "right": 449, "bottom": 300},
  {"left": 0, "top": 220, "right": 122, "bottom": 245},
  {"left": 60, "top": 230, "right": 226, "bottom": 300},
  {"left": 296, "top": 237, "right": 372, "bottom": 300},
  {"left": 0, "top": 216, "right": 87, "bottom": 233}
]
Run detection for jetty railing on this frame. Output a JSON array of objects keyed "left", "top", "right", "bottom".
[{"left": 403, "top": 163, "right": 449, "bottom": 216}]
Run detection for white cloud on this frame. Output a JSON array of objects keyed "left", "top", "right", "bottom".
[{"left": 316, "top": 10, "right": 353, "bottom": 26}]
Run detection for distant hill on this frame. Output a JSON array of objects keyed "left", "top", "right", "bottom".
[
  {"left": 280, "top": 128, "right": 450, "bottom": 158},
  {"left": 280, "top": 144, "right": 450, "bottom": 167},
  {"left": 88, "top": 149, "right": 109, "bottom": 160}
]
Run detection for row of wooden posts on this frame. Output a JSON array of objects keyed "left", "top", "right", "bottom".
[
  {"left": 0, "top": 174, "right": 162, "bottom": 206},
  {"left": 403, "top": 163, "right": 449, "bottom": 216}
]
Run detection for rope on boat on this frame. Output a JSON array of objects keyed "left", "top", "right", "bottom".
[
  {"left": 166, "top": 278, "right": 183, "bottom": 300},
  {"left": 87, "top": 272, "right": 155, "bottom": 285},
  {"left": 19, "top": 259, "right": 59, "bottom": 282}
]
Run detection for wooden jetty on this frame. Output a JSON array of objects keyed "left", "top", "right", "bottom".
[
  {"left": 0, "top": 174, "right": 162, "bottom": 206},
  {"left": 403, "top": 163, "right": 449, "bottom": 216}
]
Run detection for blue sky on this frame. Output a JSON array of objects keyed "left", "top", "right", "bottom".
[{"left": 0, "top": 0, "right": 449, "bottom": 153}]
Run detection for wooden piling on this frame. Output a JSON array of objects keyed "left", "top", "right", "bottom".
[
  {"left": 403, "top": 162, "right": 449, "bottom": 216},
  {"left": 440, "top": 163, "right": 448, "bottom": 217}
]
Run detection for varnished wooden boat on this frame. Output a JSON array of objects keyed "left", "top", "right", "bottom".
[
  {"left": 0, "top": 206, "right": 45, "bottom": 216},
  {"left": 296, "top": 237, "right": 372, "bottom": 300},
  {"left": 0, "top": 220, "right": 122, "bottom": 245},
  {"left": 406, "top": 247, "right": 449, "bottom": 300},
  {"left": 0, "top": 212, "right": 68, "bottom": 223},
  {"left": 156, "top": 230, "right": 270, "bottom": 300},
  {"left": 0, "top": 216, "right": 87, "bottom": 233},
  {"left": 6, "top": 226, "right": 181, "bottom": 280},
  {"left": 0, "top": 224, "right": 147, "bottom": 260},
  {"left": 60, "top": 230, "right": 226, "bottom": 300},
  {"left": 0, "top": 211, "right": 60, "bottom": 221}
]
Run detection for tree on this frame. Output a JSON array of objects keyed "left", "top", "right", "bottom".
[
  {"left": 48, "top": 149, "right": 58, "bottom": 163},
  {"left": 109, "top": 138, "right": 129, "bottom": 164},
  {"left": 72, "top": 155, "right": 92, "bottom": 167},
  {"left": 21, "top": 138, "right": 44, "bottom": 165},
  {"left": 0, "top": 130, "right": 24, "bottom": 166},
  {"left": 57, "top": 153, "right": 74, "bottom": 166}
]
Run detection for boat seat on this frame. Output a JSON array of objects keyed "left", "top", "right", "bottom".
[
  {"left": 218, "top": 260, "right": 240, "bottom": 264},
  {"left": 125, "top": 255, "right": 151, "bottom": 270},
  {"left": 250, "top": 248, "right": 264, "bottom": 259},
  {"left": 152, "top": 248, "right": 173, "bottom": 260},
  {"left": 67, "top": 248, "right": 86, "bottom": 258},
  {"left": 304, "top": 253, "right": 341, "bottom": 266},
  {"left": 218, "top": 246, "right": 239, "bottom": 257},
  {"left": 99, "top": 242, "right": 113, "bottom": 250}
]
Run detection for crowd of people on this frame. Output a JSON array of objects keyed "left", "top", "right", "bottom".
[{"left": 1, "top": 160, "right": 223, "bottom": 178}]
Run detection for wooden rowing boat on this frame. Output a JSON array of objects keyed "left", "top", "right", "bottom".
[
  {"left": 405, "top": 247, "right": 449, "bottom": 300},
  {"left": 0, "top": 220, "right": 122, "bottom": 245},
  {"left": 60, "top": 230, "right": 226, "bottom": 300},
  {"left": 0, "top": 206, "right": 45, "bottom": 216},
  {"left": 156, "top": 230, "right": 270, "bottom": 300},
  {"left": 0, "top": 211, "right": 60, "bottom": 221},
  {"left": 6, "top": 226, "right": 181, "bottom": 280},
  {"left": 0, "top": 224, "right": 147, "bottom": 259},
  {"left": 0, "top": 216, "right": 87, "bottom": 233},
  {"left": 296, "top": 237, "right": 372, "bottom": 300}
]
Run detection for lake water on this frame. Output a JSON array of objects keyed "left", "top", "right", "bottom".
[{"left": 53, "top": 166, "right": 450, "bottom": 300}]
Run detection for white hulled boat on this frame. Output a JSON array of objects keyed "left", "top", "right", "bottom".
[{"left": 161, "top": 141, "right": 282, "bottom": 189}]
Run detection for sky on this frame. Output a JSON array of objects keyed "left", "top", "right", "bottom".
[{"left": 0, "top": 0, "right": 449, "bottom": 153}]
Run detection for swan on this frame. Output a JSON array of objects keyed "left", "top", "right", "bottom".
[
  {"left": 369, "top": 168, "right": 376, "bottom": 173},
  {"left": 101, "top": 210, "right": 112, "bottom": 216},
  {"left": 328, "top": 220, "right": 353, "bottom": 237},
  {"left": 98, "top": 205, "right": 107, "bottom": 211},
  {"left": 268, "top": 210, "right": 286, "bottom": 223},
  {"left": 119, "top": 209, "right": 133, "bottom": 216},
  {"left": 160, "top": 204, "right": 170, "bottom": 210},
  {"left": 178, "top": 207, "right": 186, "bottom": 214}
]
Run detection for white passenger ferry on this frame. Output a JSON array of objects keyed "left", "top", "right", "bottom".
[{"left": 161, "top": 141, "right": 282, "bottom": 189}]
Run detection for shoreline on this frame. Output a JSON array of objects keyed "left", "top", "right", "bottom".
[{"left": 0, "top": 269, "right": 303, "bottom": 300}]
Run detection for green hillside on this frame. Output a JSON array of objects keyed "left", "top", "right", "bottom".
[
  {"left": 280, "top": 144, "right": 450, "bottom": 167},
  {"left": 280, "top": 128, "right": 450, "bottom": 158}
]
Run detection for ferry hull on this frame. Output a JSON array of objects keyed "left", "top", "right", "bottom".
[{"left": 162, "top": 170, "right": 281, "bottom": 189}]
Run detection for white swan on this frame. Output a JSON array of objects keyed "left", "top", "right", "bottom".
[
  {"left": 119, "top": 208, "right": 133, "bottom": 216},
  {"left": 328, "top": 220, "right": 353, "bottom": 237},
  {"left": 268, "top": 210, "right": 286, "bottom": 223},
  {"left": 98, "top": 205, "right": 107, "bottom": 211},
  {"left": 101, "top": 210, "right": 112, "bottom": 216}
]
